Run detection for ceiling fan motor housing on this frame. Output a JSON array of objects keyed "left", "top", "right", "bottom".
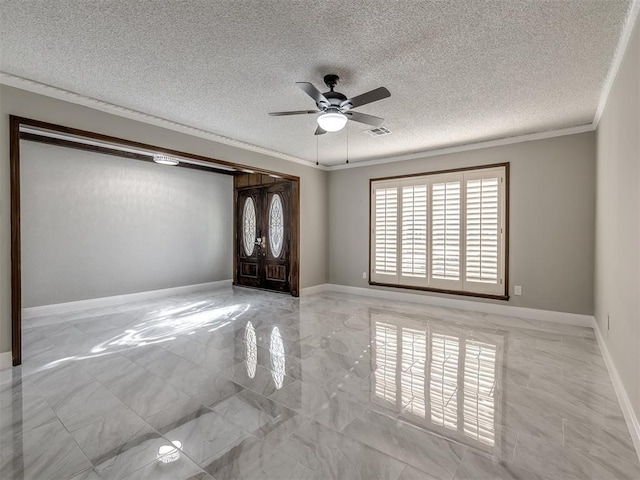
[
  {"left": 321, "top": 91, "right": 348, "bottom": 108},
  {"left": 320, "top": 74, "right": 350, "bottom": 109}
]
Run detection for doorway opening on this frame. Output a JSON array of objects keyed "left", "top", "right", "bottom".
[{"left": 9, "top": 116, "right": 300, "bottom": 366}]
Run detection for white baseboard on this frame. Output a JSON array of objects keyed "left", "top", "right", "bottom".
[
  {"left": 22, "top": 280, "right": 232, "bottom": 319},
  {"left": 309, "top": 284, "right": 593, "bottom": 327},
  {"left": 592, "top": 318, "right": 640, "bottom": 463},
  {"left": 300, "top": 283, "right": 332, "bottom": 296},
  {"left": 0, "top": 351, "right": 12, "bottom": 370}
]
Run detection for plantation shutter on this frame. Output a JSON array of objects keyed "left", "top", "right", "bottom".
[
  {"left": 463, "top": 169, "right": 504, "bottom": 295},
  {"left": 430, "top": 176, "right": 462, "bottom": 290},
  {"left": 370, "top": 164, "right": 506, "bottom": 297},
  {"left": 400, "top": 182, "right": 428, "bottom": 285},
  {"left": 371, "top": 182, "right": 399, "bottom": 283}
]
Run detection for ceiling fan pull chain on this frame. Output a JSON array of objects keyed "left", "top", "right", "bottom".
[{"left": 346, "top": 124, "right": 349, "bottom": 164}]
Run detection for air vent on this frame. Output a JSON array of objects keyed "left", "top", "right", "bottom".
[{"left": 365, "top": 126, "right": 392, "bottom": 137}]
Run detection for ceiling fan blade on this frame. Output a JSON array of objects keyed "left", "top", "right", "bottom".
[
  {"left": 314, "top": 126, "right": 327, "bottom": 135},
  {"left": 344, "top": 111, "right": 384, "bottom": 127},
  {"left": 296, "top": 82, "right": 330, "bottom": 106},
  {"left": 269, "top": 110, "right": 320, "bottom": 116},
  {"left": 341, "top": 87, "right": 390, "bottom": 109}
]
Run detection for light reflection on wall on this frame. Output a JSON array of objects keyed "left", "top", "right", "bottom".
[{"left": 372, "top": 312, "right": 502, "bottom": 450}]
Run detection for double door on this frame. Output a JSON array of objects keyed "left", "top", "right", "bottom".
[{"left": 235, "top": 182, "right": 291, "bottom": 293}]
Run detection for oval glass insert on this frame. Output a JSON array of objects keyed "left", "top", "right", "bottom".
[
  {"left": 242, "top": 197, "right": 256, "bottom": 256},
  {"left": 269, "top": 194, "right": 284, "bottom": 258}
]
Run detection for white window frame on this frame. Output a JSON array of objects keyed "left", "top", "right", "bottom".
[{"left": 370, "top": 164, "right": 508, "bottom": 298}]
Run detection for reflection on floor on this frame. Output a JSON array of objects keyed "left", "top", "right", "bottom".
[{"left": 1, "top": 288, "right": 639, "bottom": 479}]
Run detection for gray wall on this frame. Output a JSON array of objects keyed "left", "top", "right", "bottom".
[
  {"left": 21, "top": 141, "right": 232, "bottom": 307},
  {"left": 0, "top": 85, "right": 329, "bottom": 354},
  {"left": 329, "top": 132, "right": 596, "bottom": 315},
  {"left": 595, "top": 17, "right": 639, "bottom": 423}
]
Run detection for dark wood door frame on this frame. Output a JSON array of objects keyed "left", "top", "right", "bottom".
[
  {"left": 233, "top": 173, "right": 300, "bottom": 297},
  {"left": 9, "top": 116, "right": 301, "bottom": 366}
]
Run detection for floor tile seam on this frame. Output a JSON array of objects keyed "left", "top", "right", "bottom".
[
  {"left": 560, "top": 424, "right": 640, "bottom": 460},
  {"left": 69, "top": 467, "right": 105, "bottom": 480},
  {"left": 342, "top": 416, "right": 470, "bottom": 479},
  {"left": 228, "top": 363, "right": 299, "bottom": 391},
  {"left": 98, "top": 374, "right": 178, "bottom": 421},
  {"left": 563, "top": 416, "right": 638, "bottom": 438},
  {"left": 146, "top": 400, "right": 217, "bottom": 436},
  {"left": 452, "top": 447, "right": 544, "bottom": 480},
  {"left": 273, "top": 442, "right": 323, "bottom": 475},
  {"left": 26, "top": 376, "right": 92, "bottom": 441},
  {"left": 450, "top": 446, "right": 469, "bottom": 480},
  {"left": 147, "top": 353, "right": 216, "bottom": 388},
  {"left": 117, "top": 430, "right": 210, "bottom": 480},
  {"left": 274, "top": 422, "right": 407, "bottom": 477},
  {"left": 207, "top": 392, "right": 284, "bottom": 438},
  {"left": 510, "top": 429, "right": 636, "bottom": 477},
  {"left": 44, "top": 407, "right": 95, "bottom": 480},
  {"left": 196, "top": 430, "right": 264, "bottom": 471},
  {"left": 82, "top": 426, "right": 164, "bottom": 472},
  {"left": 100, "top": 354, "right": 193, "bottom": 402},
  {"left": 343, "top": 408, "right": 473, "bottom": 453}
]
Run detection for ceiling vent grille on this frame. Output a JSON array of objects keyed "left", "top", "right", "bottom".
[{"left": 365, "top": 126, "right": 392, "bottom": 137}]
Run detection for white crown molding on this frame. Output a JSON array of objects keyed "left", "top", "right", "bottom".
[
  {"left": 0, "top": 72, "right": 601, "bottom": 173},
  {"left": 22, "top": 280, "right": 232, "bottom": 320},
  {"left": 592, "top": 318, "right": 640, "bottom": 463},
  {"left": 328, "top": 124, "right": 595, "bottom": 171},
  {"left": 305, "top": 283, "right": 594, "bottom": 327},
  {"left": 592, "top": 0, "right": 640, "bottom": 128},
  {"left": 0, "top": 72, "right": 327, "bottom": 171}
]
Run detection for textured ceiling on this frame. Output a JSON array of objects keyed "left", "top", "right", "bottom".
[{"left": 0, "top": 1, "right": 633, "bottom": 166}]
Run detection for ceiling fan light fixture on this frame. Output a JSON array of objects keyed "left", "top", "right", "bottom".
[
  {"left": 317, "top": 112, "right": 347, "bottom": 132},
  {"left": 153, "top": 154, "right": 180, "bottom": 166}
]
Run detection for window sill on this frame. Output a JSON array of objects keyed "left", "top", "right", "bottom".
[{"left": 368, "top": 281, "right": 510, "bottom": 301}]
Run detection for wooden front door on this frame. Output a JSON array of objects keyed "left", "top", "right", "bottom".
[{"left": 236, "top": 181, "right": 292, "bottom": 293}]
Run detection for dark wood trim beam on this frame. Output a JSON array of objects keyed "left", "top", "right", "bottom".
[
  {"left": 290, "top": 179, "right": 300, "bottom": 297},
  {"left": 371, "top": 162, "right": 510, "bottom": 182},
  {"left": 20, "top": 132, "right": 235, "bottom": 176},
  {"left": 504, "top": 162, "right": 510, "bottom": 299},
  {"left": 10, "top": 116, "right": 22, "bottom": 366},
  {"left": 14, "top": 116, "right": 299, "bottom": 181}
]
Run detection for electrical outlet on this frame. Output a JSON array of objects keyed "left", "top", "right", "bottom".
[
  {"left": 362, "top": 272, "right": 367, "bottom": 279},
  {"left": 514, "top": 285, "right": 522, "bottom": 296}
]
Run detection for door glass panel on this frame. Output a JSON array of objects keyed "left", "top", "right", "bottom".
[
  {"left": 243, "top": 197, "right": 256, "bottom": 256},
  {"left": 269, "top": 194, "right": 284, "bottom": 258}
]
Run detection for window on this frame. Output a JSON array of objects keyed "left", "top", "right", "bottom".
[{"left": 370, "top": 164, "right": 508, "bottom": 298}]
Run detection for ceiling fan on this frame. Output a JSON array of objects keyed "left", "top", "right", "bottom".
[{"left": 269, "top": 74, "right": 390, "bottom": 135}]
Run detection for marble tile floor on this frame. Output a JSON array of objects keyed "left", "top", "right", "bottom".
[{"left": 1, "top": 287, "right": 639, "bottom": 479}]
